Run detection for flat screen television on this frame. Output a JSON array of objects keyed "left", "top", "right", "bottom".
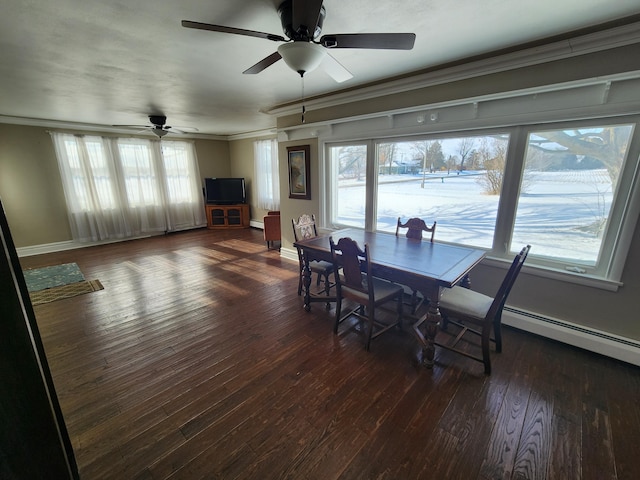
[{"left": 205, "top": 177, "right": 246, "bottom": 205}]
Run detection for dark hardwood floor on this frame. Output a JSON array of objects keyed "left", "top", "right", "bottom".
[{"left": 20, "top": 228, "right": 640, "bottom": 480}]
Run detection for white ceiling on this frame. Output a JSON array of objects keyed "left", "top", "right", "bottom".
[{"left": 1, "top": 0, "right": 640, "bottom": 137}]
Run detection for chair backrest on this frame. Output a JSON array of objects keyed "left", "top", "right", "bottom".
[
  {"left": 485, "top": 245, "right": 531, "bottom": 321},
  {"left": 396, "top": 217, "right": 436, "bottom": 242},
  {"left": 330, "top": 236, "right": 372, "bottom": 297},
  {"left": 292, "top": 213, "right": 319, "bottom": 242}
]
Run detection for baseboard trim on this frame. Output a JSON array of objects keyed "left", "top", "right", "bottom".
[
  {"left": 17, "top": 240, "right": 82, "bottom": 257},
  {"left": 279, "top": 245, "right": 640, "bottom": 366},
  {"left": 16, "top": 235, "right": 152, "bottom": 257},
  {"left": 503, "top": 307, "right": 640, "bottom": 366},
  {"left": 279, "top": 246, "right": 299, "bottom": 263}
]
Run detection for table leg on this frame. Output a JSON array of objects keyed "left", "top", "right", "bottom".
[{"left": 412, "top": 283, "right": 441, "bottom": 368}]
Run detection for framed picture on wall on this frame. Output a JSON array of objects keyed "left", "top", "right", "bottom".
[{"left": 287, "top": 145, "right": 311, "bottom": 200}]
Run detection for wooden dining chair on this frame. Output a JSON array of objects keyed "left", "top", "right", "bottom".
[
  {"left": 396, "top": 217, "right": 436, "bottom": 242},
  {"left": 395, "top": 217, "right": 437, "bottom": 314},
  {"left": 437, "top": 245, "right": 531, "bottom": 374},
  {"left": 292, "top": 213, "right": 334, "bottom": 299},
  {"left": 330, "top": 236, "right": 404, "bottom": 351}
]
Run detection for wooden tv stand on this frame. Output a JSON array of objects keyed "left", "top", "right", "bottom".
[{"left": 205, "top": 204, "right": 250, "bottom": 229}]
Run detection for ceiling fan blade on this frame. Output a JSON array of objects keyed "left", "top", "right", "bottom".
[
  {"left": 181, "top": 20, "right": 286, "bottom": 42},
  {"left": 113, "top": 125, "right": 155, "bottom": 135},
  {"left": 292, "top": 0, "right": 323, "bottom": 37},
  {"left": 320, "top": 33, "right": 416, "bottom": 50},
  {"left": 169, "top": 126, "right": 199, "bottom": 134},
  {"left": 322, "top": 53, "right": 353, "bottom": 83},
  {"left": 243, "top": 51, "right": 283, "bottom": 74}
]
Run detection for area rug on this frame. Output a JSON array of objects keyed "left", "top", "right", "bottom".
[
  {"left": 22, "top": 263, "right": 104, "bottom": 305},
  {"left": 23, "top": 262, "right": 85, "bottom": 292},
  {"left": 28, "top": 279, "right": 104, "bottom": 305}
]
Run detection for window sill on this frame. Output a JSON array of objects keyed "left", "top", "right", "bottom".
[{"left": 482, "top": 256, "right": 623, "bottom": 292}]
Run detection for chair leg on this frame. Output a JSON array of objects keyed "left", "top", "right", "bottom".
[
  {"left": 322, "top": 273, "right": 331, "bottom": 309},
  {"left": 481, "top": 322, "right": 492, "bottom": 375},
  {"left": 365, "top": 302, "right": 375, "bottom": 351},
  {"left": 333, "top": 296, "right": 342, "bottom": 334},
  {"left": 441, "top": 312, "right": 449, "bottom": 331},
  {"left": 482, "top": 353, "right": 492, "bottom": 375},
  {"left": 494, "top": 312, "right": 503, "bottom": 353}
]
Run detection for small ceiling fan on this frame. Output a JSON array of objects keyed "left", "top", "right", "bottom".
[
  {"left": 182, "top": 0, "right": 415, "bottom": 82},
  {"left": 114, "top": 115, "right": 198, "bottom": 138}
]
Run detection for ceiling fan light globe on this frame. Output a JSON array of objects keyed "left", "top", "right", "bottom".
[
  {"left": 153, "top": 128, "right": 169, "bottom": 138},
  {"left": 277, "top": 42, "right": 326, "bottom": 75}
]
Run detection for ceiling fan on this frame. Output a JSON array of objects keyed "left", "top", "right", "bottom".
[
  {"left": 114, "top": 115, "right": 198, "bottom": 138},
  {"left": 182, "top": 0, "right": 416, "bottom": 83}
]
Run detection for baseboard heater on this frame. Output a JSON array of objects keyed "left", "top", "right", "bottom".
[{"left": 502, "top": 306, "right": 640, "bottom": 367}]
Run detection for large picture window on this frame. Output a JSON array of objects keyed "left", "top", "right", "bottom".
[
  {"left": 375, "top": 134, "right": 509, "bottom": 249},
  {"left": 325, "top": 118, "right": 638, "bottom": 284},
  {"left": 328, "top": 143, "right": 368, "bottom": 229},
  {"left": 512, "top": 125, "right": 633, "bottom": 267}
]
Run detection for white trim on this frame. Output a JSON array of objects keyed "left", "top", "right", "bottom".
[
  {"left": 266, "top": 21, "right": 640, "bottom": 118},
  {"left": 279, "top": 246, "right": 299, "bottom": 263},
  {"left": 17, "top": 240, "right": 83, "bottom": 257},
  {"left": 277, "top": 73, "right": 640, "bottom": 142},
  {"left": 16, "top": 235, "right": 154, "bottom": 257},
  {"left": 503, "top": 307, "right": 640, "bottom": 366},
  {"left": 481, "top": 257, "right": 623, "bottom": 292},
  {"left": 0, "top": 115, "right": 228, "bottom": 141},
  {"left": 277, "top": 244, "right": 639, "bottom": 365},
  {"left": 228, "top": 129, "right": 278, "bottom": 141}
]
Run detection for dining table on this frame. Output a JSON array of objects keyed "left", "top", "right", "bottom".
[{"left": 294, "top": 228, "right": 486, "bottom": 367}]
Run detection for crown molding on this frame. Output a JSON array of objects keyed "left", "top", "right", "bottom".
[
  {"left": 0, "top": 115, "right": 229, "bottom": 141},
  {"left": 227, "top": 128, "right": 278, "bottom": 141},
  {"left": 265, "top": 21, "right": 640, "bottom": 118}
]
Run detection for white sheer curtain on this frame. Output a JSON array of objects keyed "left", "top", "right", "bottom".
[
  {"left": 254, "top": 138, "right": 280, "bottom": 211},
  {"left": 159, "top": 141, "right": 207, "bottom": 230},
  {"left": 51, "top": 133, "right": 205, "bottom": 242}
]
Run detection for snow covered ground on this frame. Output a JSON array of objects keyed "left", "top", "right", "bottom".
[{"left": 335, "top": 169, "right": 613, "bottom": 265}]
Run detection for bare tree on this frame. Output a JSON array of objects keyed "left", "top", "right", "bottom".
[
  {"left": 426, "top": 141, "right": 445, "bottom": 170},
  {"left": 476, "top": 138, "right": 507, "bottom": 195},
  {"left": 409, "top": 140, "right": 428, "bottom": 167},
  {"left": 377, "top": 143, "right": 398, "bottom": 175},
  {"left": 456, "top": 137, "right": 476, "bottom": 171},
  {"left": 531, "top": 126, "right": 631, "bottom": 185},
  {"left": 338, "top": 145, "right": 366, "bottom": 181},
  {"left": 446, "top": 154, "right": 458, "bottom": 174}
]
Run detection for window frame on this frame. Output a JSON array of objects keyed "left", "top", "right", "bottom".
[{"left": 320, "top": 115, "right": 640, "bottom": 290}]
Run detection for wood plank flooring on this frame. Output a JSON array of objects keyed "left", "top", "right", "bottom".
[{"left": 20, "top": 227, "right": 640, "bottom": 480}]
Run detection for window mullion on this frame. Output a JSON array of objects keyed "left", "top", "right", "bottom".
[
  {"left": 599, "top": 124, "right": 640, "bottom": 278},
  {"left": 365, "top": 140, "right": 377, "bottom": 232},
  {"left": 493, "top": 127, "right": 526, "bottom": 256}
]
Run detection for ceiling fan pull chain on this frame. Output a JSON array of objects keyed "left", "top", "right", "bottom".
[{"left": 300, "top": 73, "right": 306, "bottom": 124}]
